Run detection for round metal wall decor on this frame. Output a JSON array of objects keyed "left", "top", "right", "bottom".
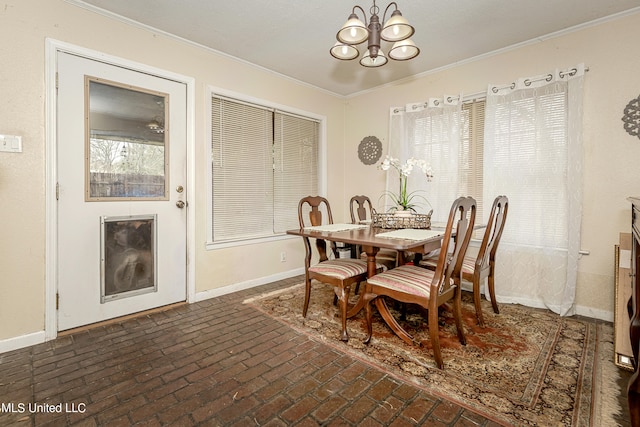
[
  {"left": 622, "top": 95, "right": 640, "bottom": 139},
  {"left": 358, "top": 136, "right": 383, "bottom": 165}
]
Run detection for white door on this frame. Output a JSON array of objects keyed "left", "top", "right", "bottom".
[{"left": 56, "top": 52, "right": 187, "bottom": 331}]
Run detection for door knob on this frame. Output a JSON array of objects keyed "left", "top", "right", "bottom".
[{"left": 176, "top": 200, "right": 185, "bottom": 209}]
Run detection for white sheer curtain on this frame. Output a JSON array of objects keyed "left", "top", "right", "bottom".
[
  {"left": 387, "top": 96, "right": 463, "bottom": 223},
  {"left": 484, "top": 64, "right": 585, "bottom": 315}
]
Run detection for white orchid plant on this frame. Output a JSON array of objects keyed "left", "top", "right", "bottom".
[{"left": 378, "top": 155, "right": 434, "bottom": 212}]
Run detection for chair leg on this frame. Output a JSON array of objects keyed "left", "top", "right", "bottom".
[
  {"left": 400, "top": 302, "right": 408, "bottom": 321},
  {"left": 428, "top": 303, "right": 444, "bottom": 369},
  {"left": 473, "top": 275, "right": 485, "bottom": 327},
  {"left": 303, "top": 276, "right": 311, "bottom": 317},
  {"left": 453, "top": 287, "right": 467, "bottom": 346},
  {"left": 363, "top": 294, "right": 376, "bottom": 345},
  {"left": 488, "top": 266, "right": 500, "bottom": 314},
  {"left": 335, "top": 286, "right": 350, "bottom": 342}
]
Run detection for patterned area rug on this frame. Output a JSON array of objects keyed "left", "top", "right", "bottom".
[{"left": 245, "top": 282, "right": 625, "bottom": 426}]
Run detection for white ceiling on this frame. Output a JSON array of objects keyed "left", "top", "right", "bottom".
[{"left": 69, "top": 0, "right": 640, "bottom": 97}]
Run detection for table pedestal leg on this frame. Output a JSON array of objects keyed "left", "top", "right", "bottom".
[
  {"left": 347, "top": 246, "right": 378, "bottom": 318},
  {"left": 375, "top": 297, "right": 414, "bottom": 345}
]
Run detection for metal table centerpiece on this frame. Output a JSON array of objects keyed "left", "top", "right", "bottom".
[{"left": 371, "top": 208, "right": 433, "bottom": 229}]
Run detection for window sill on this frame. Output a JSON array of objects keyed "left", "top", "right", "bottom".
[{"left": 205, "top": 233, "right": 296, "bottom": 250}]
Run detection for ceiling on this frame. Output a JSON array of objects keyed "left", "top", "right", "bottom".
[{"left": 69, "top": 0, "right": 640, "bottom": 97}]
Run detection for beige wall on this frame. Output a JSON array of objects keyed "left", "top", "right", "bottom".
[
  {"left": 343, "top": 12, "right": 640, "bottom": 319},
  {"left": 0, "top": 0, "right": 346, "bottom": 343},
  {"left": 1, "top": 0, "right": 638, "bottom": 346}
]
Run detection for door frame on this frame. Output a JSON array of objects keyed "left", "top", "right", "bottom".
[{"left": 45, "top": 39, "right": 196, "bottom": 340}]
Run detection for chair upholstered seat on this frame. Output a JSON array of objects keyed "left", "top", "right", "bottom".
[
  {"left": 420, "top": 253, "right": 474, "bottom": 274},
  {"left": 359, "top": 250, "right": 398, "bottom": 269},
  {"left": 309, "top": 258, "right": 386, "bottom": 279},
  {"left": 367, "top": 265, "right": 437, "bottom": 299},
  {"left": 460, "top": 256, "right": 476, "bottom": 275}
]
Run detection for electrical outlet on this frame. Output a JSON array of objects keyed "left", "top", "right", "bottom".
[{"left": 280, "top": 252, "right": 286, "bottom": 262}]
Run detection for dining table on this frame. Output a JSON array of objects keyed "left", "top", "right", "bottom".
[{"left": 286, "top": 221, "right": 457, "bottom": 343}]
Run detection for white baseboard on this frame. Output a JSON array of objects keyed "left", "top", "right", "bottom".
[
  {"left": 576, "top": 305, "right": 613, "bottom": 322},
  {"left": 0, "top": 331, "right": 46, "bottom": 354},
  {"left": 0, "top": 269, "right": 304, "bottom": 355},
  {"left": 195, "top": 268, "right": 305, "bottom": 302},
  {"left": 1, "top": 271, "right": 611, "bottom": 356}
]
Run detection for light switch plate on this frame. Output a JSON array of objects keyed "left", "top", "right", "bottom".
[{"left": 0, "top": 134, "right": 22, "bottom": 153}]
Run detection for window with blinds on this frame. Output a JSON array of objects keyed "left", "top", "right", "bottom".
[
  {"left": 211, "top": 96, "right": 319, "bottom": 244},
  {"left": 460, "top": 100, "right": 485, "bottom": 220},
  {"left": 273, "top": 111, "right": 319, "bottom": 234},
  {"left": 486, "top": 90, "right": 568, "bottom": 248}
]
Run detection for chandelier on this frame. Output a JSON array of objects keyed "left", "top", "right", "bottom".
[
  {"left": 146, "top": 116, "right": 165, "bottom": 134},
  {"left": 330, "top": 1, "right": 419, "bottom": 68}
]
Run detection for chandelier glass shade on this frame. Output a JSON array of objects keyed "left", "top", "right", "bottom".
[
  {"left": 331, "top": 1, "right": 419, "bottom": 67},
  {"left": 337, "top": 14, "right": 368, "bottom": 45},
  {"left": 388, "top": 38, "right": 419, "bottom": 61},
  {"left": 330, "top": 42, "right": 360, "bottom": 60},
  {"left": 360, "top": 48, "right": 387, "bottom": 67}
]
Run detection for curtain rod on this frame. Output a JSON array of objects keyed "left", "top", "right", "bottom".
[
  {"left": 393, "top": 93, "right": 482, "bottom": 114},
  {"left": 392, "top": 65, "right": 589, "bottom": 113},
  {"left": 490, "top": 66, "right": 589, "bottom": 93}
]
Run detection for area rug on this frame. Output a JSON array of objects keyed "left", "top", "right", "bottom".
[{"left": 244, "top": 282, "right": 626, "bottom": 426}]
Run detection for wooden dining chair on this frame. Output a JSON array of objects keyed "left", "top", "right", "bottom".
[
  {"left": 362, "top": 196, "right": 476, "bottom": 369},
  {"left": 349, "top": 195, "right": 399, "bottom": 271},
  {"left": 298, "top": 196, "right": 386, "bottom": 342},
  {"left": 419, "top": 195, "right": 508, "bottom": 327}
]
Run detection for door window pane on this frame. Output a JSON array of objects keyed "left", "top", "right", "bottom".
[{"left": 86, "top": 77, "right": 168, "bottom": 200}]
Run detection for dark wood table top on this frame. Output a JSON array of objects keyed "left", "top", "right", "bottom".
[{"left": 286, "top": 223, "right": 446, "bottom": 253}]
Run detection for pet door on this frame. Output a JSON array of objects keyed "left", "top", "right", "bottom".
[{"left": 101, "top": 215, "right": 157, "bottom": 303}]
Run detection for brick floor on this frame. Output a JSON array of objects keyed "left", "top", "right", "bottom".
[{"left": 0, "top": 275, "right": 629, "bottom": 426}]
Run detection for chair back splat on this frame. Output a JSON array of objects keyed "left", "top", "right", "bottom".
[
  {"left": 299, "top": 196, "right": 333, "bottom": 263},
  {"left": 477, "top": 195, "right": 509, "bottom": 272},
  {"left": 349, "top": 195, "right": 374, "bottom": 223},
  {"left": 349, "top": 195, "right": 399, "bottom": 270}
]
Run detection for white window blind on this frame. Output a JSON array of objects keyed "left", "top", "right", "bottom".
[
  {"left": 460, "top": 100, "right": 485, "bottom": 220},
  {"left": 486, "top": 89, "right": 568, "bottom": 248},
  {"left": 273, "top": 111, "right": 319, "bottom": 234},
  {"left": 211, "top": 96, "right": 319, "bottom": 243}
]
